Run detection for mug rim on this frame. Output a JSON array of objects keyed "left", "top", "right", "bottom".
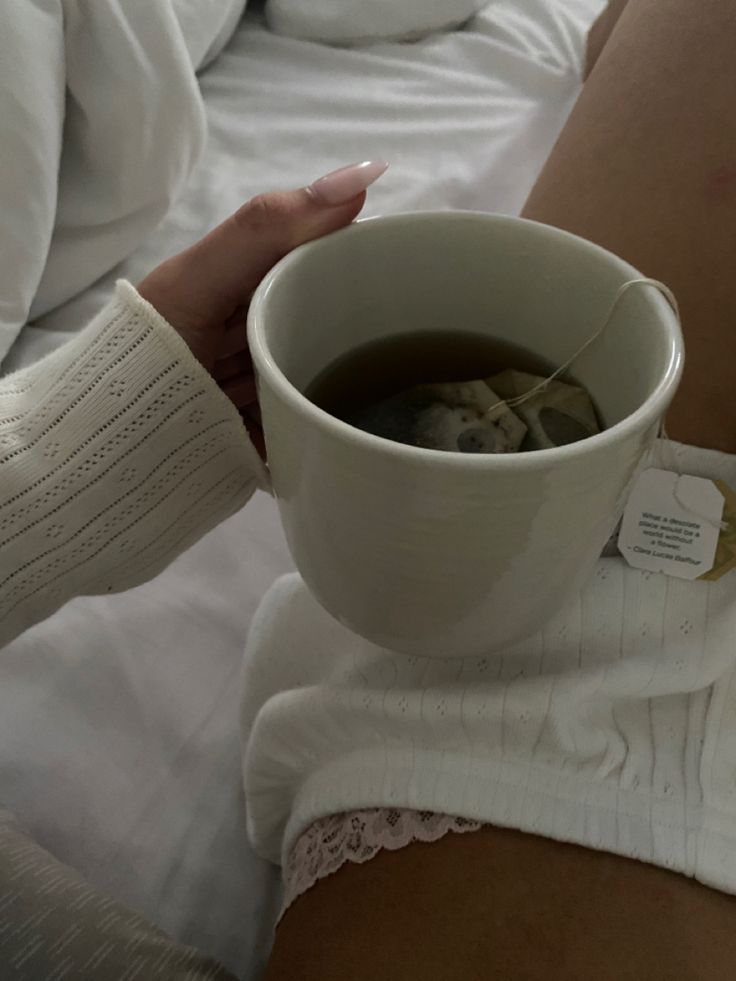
[{"left": 247, "top": 211, "right": 684, "bottom": 470}]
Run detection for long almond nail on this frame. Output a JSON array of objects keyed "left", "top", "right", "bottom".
[{"left": 308, "top": 160, "right": 388, "bottom": 206}]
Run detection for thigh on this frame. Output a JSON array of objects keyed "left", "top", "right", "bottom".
[
  {"left": 523, "top": 0, "right": 736, "bottom": 452},
  {"left": 267, "top": 825, "right": 736, "bottom": 981}
]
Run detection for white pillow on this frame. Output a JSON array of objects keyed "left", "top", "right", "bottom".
[{"left": 265, "top": 0, "right": 489, "bottom": 44}]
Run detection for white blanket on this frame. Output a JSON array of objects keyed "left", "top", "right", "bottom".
[{"left": 0, "top": 0, "right": 245, "bottom": 366}]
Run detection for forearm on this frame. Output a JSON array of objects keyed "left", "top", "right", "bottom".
[{"left": 0, "top": 282, "right": 265, "bottom": 648}]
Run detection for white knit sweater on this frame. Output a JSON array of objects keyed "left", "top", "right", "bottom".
[{"left": 0, "top": 281, "right": 264, "bottom": 649}]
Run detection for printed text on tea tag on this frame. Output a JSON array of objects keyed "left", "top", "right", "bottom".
[{"left": 618, "top": 468, "right": 724, "bottom": 580}]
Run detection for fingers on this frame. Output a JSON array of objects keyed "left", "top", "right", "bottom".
[
  {"left": 189, "top": 162, "right": 388, "bottom": 312},
  {"left": 242, "top": 405, "right": 266, "bottom": 461},
  {"left": 214, "top": 309, "right": 260, "bottom": 449},
  {"left": 215, "top": 357, "right": 265, "bottom": 458},
  {"left": 138, "top": 163, "right": 387, "bottom": 451},
  {"left": 214, "top": 350, "right": 252, "bottom": 383},
  {"left": 221, "top": 374, "right": 258, "bottom": 408},
  {"left": 220, "top": 306, "right": 249, "bottom": 356}
]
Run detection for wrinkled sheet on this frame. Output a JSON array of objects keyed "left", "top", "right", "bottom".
[
  {"left": 0, "top": 1, "right": 199, "bottom": 363},
  {"left": 0, "top": 0, "right": 246, "bottom": 364},
  {"left": 264, "top": 0, "right": 488, "bottom": 44},
  {"left": 1, "top": 1, "right": 602, "bottom": 976}
]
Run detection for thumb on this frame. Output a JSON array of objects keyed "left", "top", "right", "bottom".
[{"left": 189, "top": 161, "right": 388, "bottom": 311}]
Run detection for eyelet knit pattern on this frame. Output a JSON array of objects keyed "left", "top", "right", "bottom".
[{"left": 0, "top": 281, "right": 265, "bottom": 648}]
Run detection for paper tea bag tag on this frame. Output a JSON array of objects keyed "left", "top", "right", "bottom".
[
  {"left": 617, "top": 468, "right": 724, "bottom": 580},
  {"left": 698, "top": 480, "right": 736, "bottom": 582}
]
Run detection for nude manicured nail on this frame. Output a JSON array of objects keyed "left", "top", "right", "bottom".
[{"left": 308, "top": 160, "right": 388, "bottom": 205}]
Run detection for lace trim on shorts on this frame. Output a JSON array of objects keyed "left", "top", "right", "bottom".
[{"left": 282, "top": 808, "right": 483, "bottom": 913}]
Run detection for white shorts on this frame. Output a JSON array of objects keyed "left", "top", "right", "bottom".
[{"left": 242, "top": 440, "right": 736, "bottom": 898}]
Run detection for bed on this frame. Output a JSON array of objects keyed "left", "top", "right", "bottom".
[{"left": 0, "top": 1, "right": 602, "bottom": 975}]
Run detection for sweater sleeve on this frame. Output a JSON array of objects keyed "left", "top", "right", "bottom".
[{"left": 0, "top": 280, "right": 267, "bottom": 648}]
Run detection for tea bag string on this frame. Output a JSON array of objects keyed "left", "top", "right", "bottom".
[
  {"left": 485, "top": 275, "right": 727, "bottom": 533},
  {"left": 487, "top": 277, "right": 679, "bottom": 412}
]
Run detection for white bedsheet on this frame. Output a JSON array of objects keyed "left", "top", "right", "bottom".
[{"left": 1, "top": 1, "right": 602, "bottom": 975}]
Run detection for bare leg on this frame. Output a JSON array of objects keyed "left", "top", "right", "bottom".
[
  {"left": 266, "top": 4, "right": 736, "bottom": 978},
  {"left": 267, "top": 827, "right": 736, "bottom": 981},
  {"left": 525, "top": 0, "right": 736, "bottom": 452}
]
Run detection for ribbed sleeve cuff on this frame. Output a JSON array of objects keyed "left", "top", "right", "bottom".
[{"left": 0, "top": 281, "right": 266, "bottom": 646}]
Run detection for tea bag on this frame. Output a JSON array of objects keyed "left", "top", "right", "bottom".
[
  {"left": 487, "top": 370, "right": 600, "bottom": 450},
  {"left": 349, "top": 380, "right": 527, "bottom": 453}
]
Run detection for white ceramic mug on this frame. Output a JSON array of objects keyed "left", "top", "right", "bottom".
[{"left": 248, "top": 212, "right": 683, "bottom": 657}]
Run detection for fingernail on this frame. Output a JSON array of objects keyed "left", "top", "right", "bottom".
[{"left": 308, "top": 160, "right": 388, "bottom": 206}]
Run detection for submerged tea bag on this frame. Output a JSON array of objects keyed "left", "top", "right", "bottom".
[
  {"left": 488, "top": 370, "right": 600, "bottom": 450},
  {"left": 349, "top": 369, "right": 600, "bottom": 454},
  {"left": 349, "top": 380, "right": 527, "bottom": 453}
]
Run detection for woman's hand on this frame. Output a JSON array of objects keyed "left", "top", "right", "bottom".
[{"left": 138, "top": 161, "right": 387, "bottom": 454}]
